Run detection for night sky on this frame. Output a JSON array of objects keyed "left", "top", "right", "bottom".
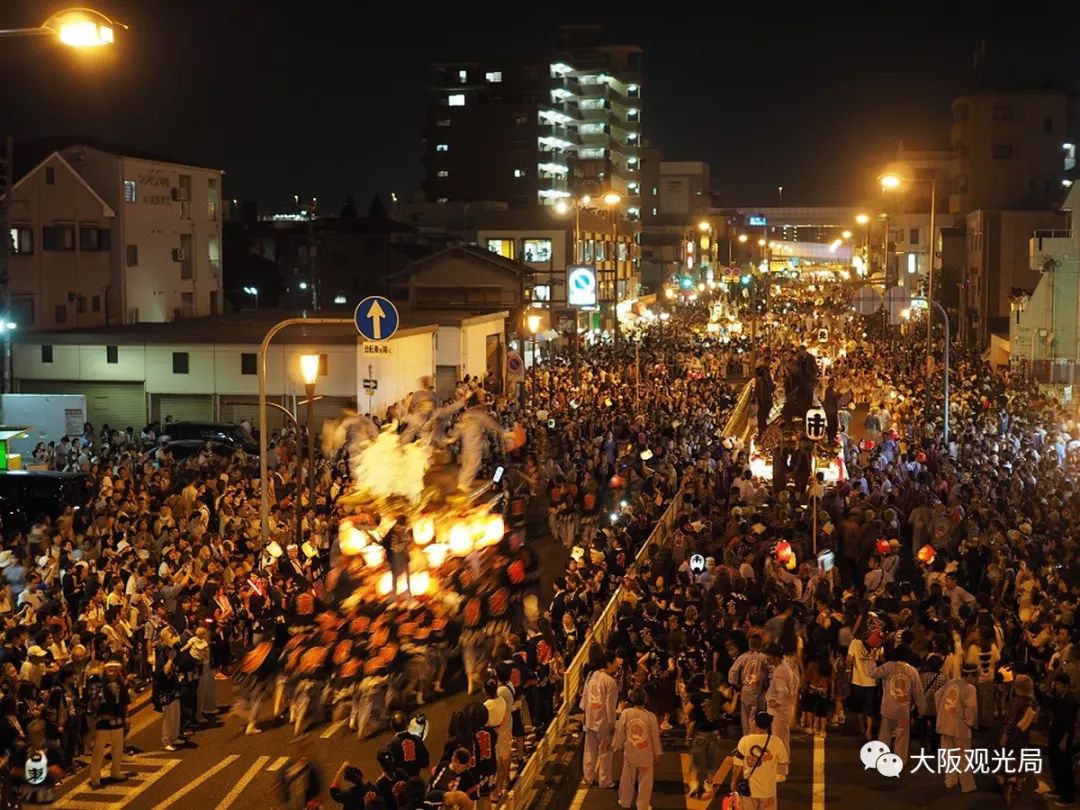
[{"left": 2, "top": 1, "right": 1076, "bottom": 212}]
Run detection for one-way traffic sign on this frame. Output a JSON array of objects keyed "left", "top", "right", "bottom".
[{"left": 354, "top": 295, "right": 399, "bottom": 341}]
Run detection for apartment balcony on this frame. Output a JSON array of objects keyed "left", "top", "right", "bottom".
[
  {"left": 537, "top": 125, "right": 581, "bottom": 147},
  {"left": 1029, "top": 230, "right": 1075, "bottom": 272},
  {"left": 550, "top": 76, "right": 580, "bottom": 96}
]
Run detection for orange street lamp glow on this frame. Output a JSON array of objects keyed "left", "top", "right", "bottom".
[
  {"left": 879, "top": 173, "right": 903, "bottom": 190},
  {"left": 602, "top": 191, "right": 621, "bottom": 207},
  {"left": 855, "top": 214, "right": 870, "bottom": 225},
  {"left": 299, "top": 354, "right": 320, "bottom": 386},
  {"left": 698, "top": 221, "right": 710, "bottom": 232},
  {"left": 738, "top": 234, "right": 748, "bottom": 244}
]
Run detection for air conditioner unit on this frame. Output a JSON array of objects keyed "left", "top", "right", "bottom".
[
  {"left": 171, "top": 187, "right": 189, "bottom": 202},
  {"left": 171, "top": 248, "right": 187, "bottom": 262}
]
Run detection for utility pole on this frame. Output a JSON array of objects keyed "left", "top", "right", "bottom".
[{"left": 1, "top": 137, "right": 14, "bottom": 394}]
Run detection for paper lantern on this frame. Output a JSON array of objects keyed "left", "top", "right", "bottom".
[
  {"left": 408, "top": 570, "right": 431, "bottom": 595},
  {"left": 775, "top": 541, "right": 792, "bottom": 563},
  {"left": 412, "top": 517, "right": 435, "bottom": 547},
  {"left": 482, "top": 513, "right": 504, "bottom": 547},
  {"left": 360, "top": 543, "right": 386, "bottom": 569},
  {"left": 917, "top": 544, "right": 936, "bottom": 564},
  {"left": 448, "top": 523, "right": 473, "bottom": 557},
  {"left": 376, "top": 571, "right": 394, "bottom": 596},
  {"left": 266, "top": 541, "right": 284, "bottom": 559},
  {"left": 338, "top": 524, "right": 368, "bottom": 556},
  {"left": 875, "top": 538, "right": 890, "bottom": 555},
  {"left": 609, "top": 474, "right": 626, "bottom": 489},
  {"left": 423, "top": 543, "right": 449, "bottom": 568},
  {"left": 785, "top": 554, "right": 797, "bottom": 571}
]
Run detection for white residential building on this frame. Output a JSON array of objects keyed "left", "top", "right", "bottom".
[{"left": 8, "top": 139, "right": 224, "bottom": 328}]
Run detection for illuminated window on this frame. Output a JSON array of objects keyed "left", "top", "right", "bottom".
[
  {"left": 123, "top": 180, "right": 136, "bottom": 203},
  {"left": 907, "top": 253, "right": 917, "bottom": 274},
  {"left": 8, "top": 227, "right": 32, "bottom": 254},
  {"left": 513, "top": 169, "right": 527, "bottom": 178},
  {"left": 485, "top": 71, "right": 502, "bottom": 83},
  {"left": 435, "top": 143, "right": 449, "bottom": 152},
  {"left": 627, "top": 108, "right": 640, "bottom": 122},
  {"left": 436, "top": 170, "right": 449, "bottom": 178},
  {"left": 486, "top": 239, "right": 515, "bottom": 259},
  {"left": 522, "top": 239, "right": 552, "bottom": 262},
  {"left": 533, "top": 285, "right": 551, "bottom": 301},
  {"left": 436, "top": 197, "right": 448, "bottom": 203},
  {"left": 457, "top": 69, "right": 467, "bottom": 83},
  {"left": 448, "top": 94, "right": 465, "bottom": 107}
]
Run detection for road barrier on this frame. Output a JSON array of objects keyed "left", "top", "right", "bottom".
[{"left": 503, "top": 378, "right": 755, "bottom": 809}]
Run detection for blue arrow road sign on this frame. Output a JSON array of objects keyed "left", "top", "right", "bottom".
[{"left": 354, "top": 295, "right": 399, "bottom": 342}]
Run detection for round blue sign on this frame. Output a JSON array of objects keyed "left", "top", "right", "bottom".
[{"left": 354, "top": 295, "right": 399, "bottom": 342}]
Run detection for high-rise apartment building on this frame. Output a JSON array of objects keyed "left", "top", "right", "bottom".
[
  {"left": 421, "top": 26, "right": 643, "bottom": 218},
  {"left": 948, "top": 89, "right": 1071, "bottom": 213}
]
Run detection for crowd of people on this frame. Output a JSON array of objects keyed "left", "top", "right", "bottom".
[{"left": 1, "top": 281, "right": 1078, "bottom": 810}]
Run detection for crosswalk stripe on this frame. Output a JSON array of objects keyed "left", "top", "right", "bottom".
[
  {"left": 813, "top": 732, "right": 826, "bottom": 810},
  {"left": 214, "top": 755, "right": 270, "bottom": 810},
  {"left": 320, "top": 720, "right": 345, "bottom": 739},
  {"left": 267, "top": 756, "right": 290, "bottom": 772},
  {"left": 151, "top": 754, "right": 239, "bottom": 810},
  {"left": 55, "top": 756, "right": 181, "bottom": 810}
]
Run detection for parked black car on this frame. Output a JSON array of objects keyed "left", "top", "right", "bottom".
[
  {"left": 158, "top": 422, "right": 258, "bottom": 454},
  {"left": 0, "top": 471, "right": 90, "bottom": 525}
]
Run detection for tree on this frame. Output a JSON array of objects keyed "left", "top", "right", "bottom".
[
  {"left": 368, "top": 193, "right": 387, "bottom": 220},
  {"left": 340, "top": 194, "right": 358, "bottom": 219}
]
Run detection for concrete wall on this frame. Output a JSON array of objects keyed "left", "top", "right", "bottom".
[
  {"left": 6, "top": 154, "right": 114, "bottom": 330},
  {"left": 357, "top": 331, "right": 436, "bottom": 416}
]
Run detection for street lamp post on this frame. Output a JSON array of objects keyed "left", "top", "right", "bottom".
[
  {"left": 299, "top": 354, "right": 320, "bottom": 528},
  {"left": 880, "top": 169, "right": 938, "bottom": 376},
  {"left": 258, "top": 317, "right": 354, "bottom": 545},
  {"left": 243, "top": 286, "right": 259, "bottom": 310},
  {"left": 912, "top": 297, "right": 950, "bottom": 445}
]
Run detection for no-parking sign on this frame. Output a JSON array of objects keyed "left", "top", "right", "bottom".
[
  {"left": 507, "top": 353, "right": 524, "bottom": 377},
  {"left": 567, "top": 265, "right": 598, "bottom": 307}
]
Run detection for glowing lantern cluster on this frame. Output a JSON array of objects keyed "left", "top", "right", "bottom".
[
  {"left": 917, "top": 544, "right": 936, "bottom": 564},
  {"left": 423, "top": 543, "right": 450, "bottom": 568},
  {"left": 408, "top": 570, "right": 431, "bottom": 595},
  {"left": 775, "top": 541, "right": 793, "bottom": 565},
  {"left": 376, "top": 570, "right": 394, "bottom": 596},
  {"left": 338, "top": 521, "right": 369, "bottom": 556},
  {"left": 448, "top": 523, "right": 472, "bottom": 557},
  {"left": 360, "top": 543, "right": 386, "bottom": 569},
  {"left": 412, "top": 516, "right": 435, "bottom": 546},
  {"left": 875, "top": 538, "right": 891, "bottom": 555}
]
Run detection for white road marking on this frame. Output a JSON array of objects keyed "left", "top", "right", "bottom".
[
  {"left": 150, "top": 754, "right": 239, "bottom": 810},
  {"left": 267, "top": 756, "right": 290, "bottom": 772},
  {"left": 320, "top": 719, "right": 345, "bottom": 739},
  {"left": 813, "top": 731, "right": 826, "bottom": 810},
  {"left": 213, "top": 755, "right": 270, "bottom": 810},
  {"left": 55, "top": 757, "right": 181, "bottom": 809}
]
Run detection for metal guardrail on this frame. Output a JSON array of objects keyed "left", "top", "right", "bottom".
[{"left": 504, "top": 379, "right": 755, "bottom": 810}]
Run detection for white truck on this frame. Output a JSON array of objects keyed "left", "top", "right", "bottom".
[{"left": 0, "top": 394, "right": 88, "bottom": 462}]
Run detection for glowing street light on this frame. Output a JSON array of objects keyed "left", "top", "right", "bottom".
[
  {"left": 299, "top": 354, "right": 320, "bottom": 387},
  {"left": 879, "top": 172, "right": 903, "bottom": 190},
  {"left": 841, "top": 230, "right": 853, "bottom": 239},
  {"left": 526, "top": 313, "right": 542, "bottom": 334},
  {"left": 554, "top": 200, "right": 570, "bottom": 215},
  {"left": 855, "top": 213, "right": 870, "bottom": 225},
  {"left": 0, "top": 8, "right": 125, "bottom": 47},
  {"left": 602, "top": 191, "right": 622, "bottom": 207},
  {"left": 298, "top": 353, "right": 320, "bottom": 519},
  {"left": 698, "top": 220, "right": 711, "bottom": 232},
  {"left": 757, "top": 238, "right": 766, "bottom": 247},
  {"left": 738, "top": 234, "right": 748, "bottom": 244}
]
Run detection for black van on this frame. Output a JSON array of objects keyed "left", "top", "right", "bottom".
[{"left": 0, "top": 471, "right": 91, "bottom": 523}]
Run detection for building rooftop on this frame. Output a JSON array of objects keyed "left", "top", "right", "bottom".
[
  {"left": 13, "top": 310, "right": 450, "bottom": 346},
  {"left": 15, "top": 137, "right": 221, "bottom": 177}
]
